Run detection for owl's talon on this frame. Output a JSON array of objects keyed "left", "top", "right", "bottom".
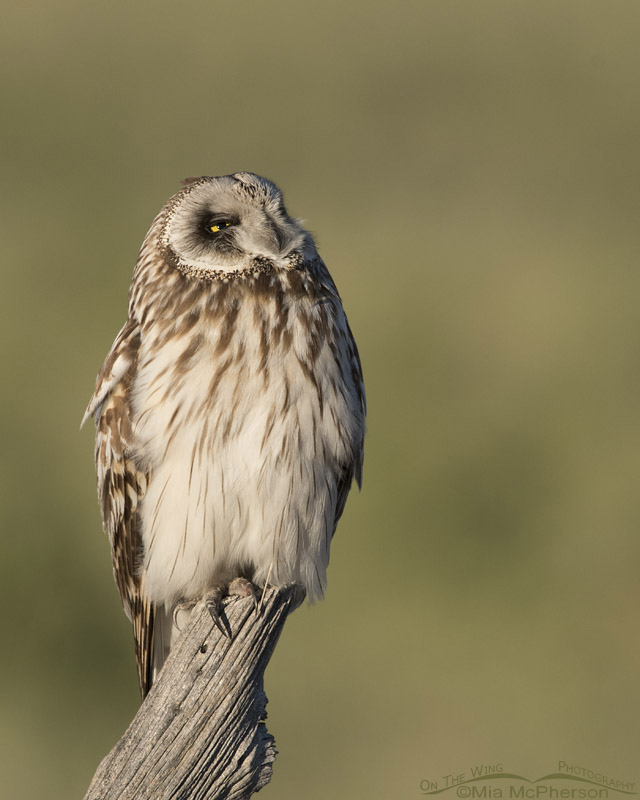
[
  {"left": 172, "top": 599, "right": 197, "bottom": 631},
  {"left": 205, "top": 598, "right": 231, "bottom": 638}
]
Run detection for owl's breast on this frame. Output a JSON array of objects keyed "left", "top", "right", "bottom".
[
  {"left": 130, "top": 290, "right": 361, "bottom": 603},
  {"left": 134, "top": 289, "right": 358, "bottom": 466}
]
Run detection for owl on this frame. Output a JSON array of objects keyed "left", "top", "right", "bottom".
[{"left": 83, "top": 173, "right": 366, "bottom": 697}]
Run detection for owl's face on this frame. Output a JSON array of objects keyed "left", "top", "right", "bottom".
[{"left": 160, "top": 172, "right": 315, "bottom": 278}]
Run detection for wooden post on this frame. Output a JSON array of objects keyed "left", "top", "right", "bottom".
[{"left": 84, "top": 583, "right": 304, "bottom": 800}]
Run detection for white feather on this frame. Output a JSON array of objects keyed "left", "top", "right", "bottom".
[{"left": 131, "top": 297, "right": 354, "bottom": 605}]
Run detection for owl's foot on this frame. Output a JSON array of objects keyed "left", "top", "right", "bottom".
[
  {"left": 228, "top": 577, "right": 259, "bottom": 612},
  {"left": 204, "top": 579, "right": 260, "bottom": 638}
]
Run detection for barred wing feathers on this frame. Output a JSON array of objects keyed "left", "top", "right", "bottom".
[
  {"left": 332, "top": 315, "right": 366, "bottom": 535},
  {"left": 84, "top": 319, "right": 154, "bottom": 697}
]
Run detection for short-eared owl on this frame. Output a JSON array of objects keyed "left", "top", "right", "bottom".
[{"left": 84, "top": 173, "right": 366, "bottom": 697}]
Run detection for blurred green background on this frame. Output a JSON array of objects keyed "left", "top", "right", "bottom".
[{"left": 1, "top": 0, "right": 639, "bottom": 796}]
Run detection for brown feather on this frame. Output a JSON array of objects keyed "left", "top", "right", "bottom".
[{"left": 88, "top": 322, "right": 155, "bottom": 697}]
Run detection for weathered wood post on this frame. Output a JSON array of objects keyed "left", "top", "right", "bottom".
[{"left": 84, "top": 583, "right": 303, "bottom": 800}]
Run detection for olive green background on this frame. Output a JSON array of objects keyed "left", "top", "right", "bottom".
[{"left": 2, "top": 1, "right": 639, "bottom": 797}]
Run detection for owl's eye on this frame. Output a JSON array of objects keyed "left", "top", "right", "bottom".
[{"left": 207, "top": 220, "right": 234, "bottom": 234}]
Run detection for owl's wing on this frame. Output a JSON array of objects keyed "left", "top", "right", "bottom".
[
  {"left": 84, "top": 318, "right": 154, "bottom": 697},
  {"left": 333, "top": 319, "right": 366, "bottom": 533}
]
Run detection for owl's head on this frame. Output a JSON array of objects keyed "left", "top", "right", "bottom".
[{"left": 159, "top": 173, "right": 316, "bottom": 279}]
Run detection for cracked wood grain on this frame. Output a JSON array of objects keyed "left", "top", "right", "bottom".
[{"left": 84, "top": 583, "right": 304, "bottom": 800}]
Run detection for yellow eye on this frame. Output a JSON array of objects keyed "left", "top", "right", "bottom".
[{"left": 209, "top": 221, "right": 232, "bottom": 233}]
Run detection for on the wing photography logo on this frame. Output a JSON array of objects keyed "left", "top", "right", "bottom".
[{"left": 420, "top": 762, "right": 636, "bottom": 798}]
